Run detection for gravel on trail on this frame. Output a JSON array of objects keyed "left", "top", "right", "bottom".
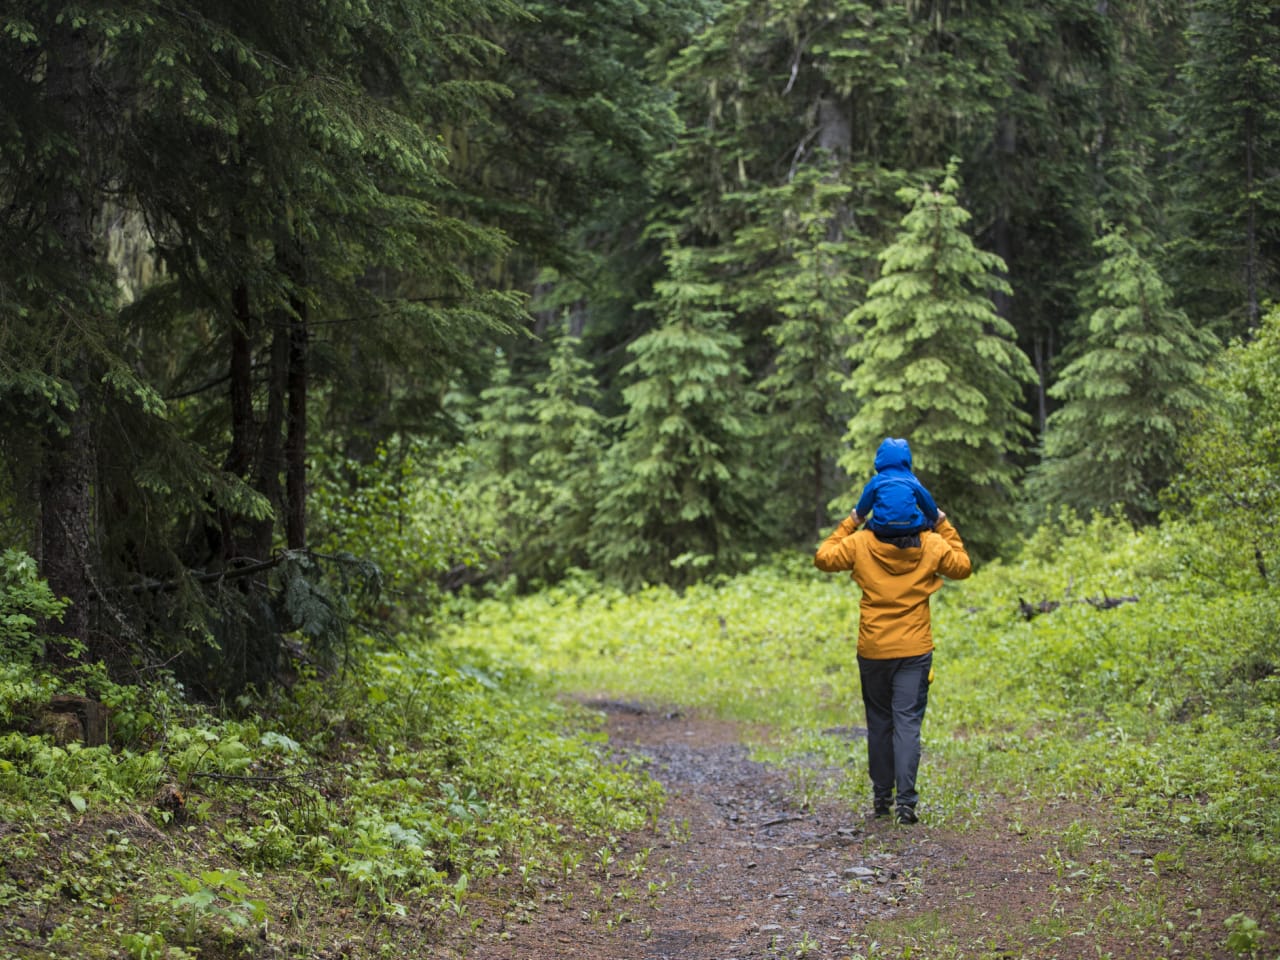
[{"left": 459, "top": 699, "right": 944, "bottom": 960}]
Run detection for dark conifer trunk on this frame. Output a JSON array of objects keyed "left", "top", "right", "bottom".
[
  {"left": 38, "top": 24, "right": 102, "bottom": 653},
  {"left": 40, "top": 398, "right": 96, "bottom": 650},
  {"left": 254, "top": 318, "right": 290, "bottom": 560},
  {"left": 813, "top": 449, "right": 824, "bottom": 542},
  {"left": 285, "top": 298, "right": 308, "bottom": 550}
]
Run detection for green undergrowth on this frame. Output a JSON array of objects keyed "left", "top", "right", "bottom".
[
  {"left": 0, "top": 635, "right": 661, "bottom": 959},
  {"left": 448, "top": 513, "right": 1280, "bottom": 862}
]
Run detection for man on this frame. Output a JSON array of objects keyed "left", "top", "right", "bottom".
[{"left": 814, "top": 504, "right": 971, "bottom": 823}]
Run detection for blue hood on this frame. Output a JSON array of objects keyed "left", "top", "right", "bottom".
[{"left": 873, "top": 437, "right": 912, "bottom": 473}]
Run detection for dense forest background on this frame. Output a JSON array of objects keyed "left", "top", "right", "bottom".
[{"left": 2, "top": 0, "right": 1278, "bottom": 696}]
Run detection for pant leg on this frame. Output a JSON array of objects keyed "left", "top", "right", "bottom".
[
  {"left": 889, "top": 652, "right": 932, "bottom": 809},
  {"left": 857, "top": 656, "right": 895, "bottom": 805}
]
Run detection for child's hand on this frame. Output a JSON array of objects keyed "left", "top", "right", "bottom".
[{"left": 850, "top": 510, "right": 864, "bottom": 526}]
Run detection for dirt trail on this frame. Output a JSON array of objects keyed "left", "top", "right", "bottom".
[
  {"left": 451, "top": 700, "right": 1264, "bottom": 960},
  {"left": 452, "top": 700, "right": 959, "bottom": 959}
]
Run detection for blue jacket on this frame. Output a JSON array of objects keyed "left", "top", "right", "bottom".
[{"left": 855, "top": 438, "right": 939, "bottom": 536}]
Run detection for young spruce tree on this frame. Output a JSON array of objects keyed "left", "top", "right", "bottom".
[
  {"left": 841, "top": 163, "right": 1036, "bottom": 559},
  {"left": 1033, "top": 226, "right": 1218, "bottom": 523},
  {"left": 521, "top": 323, "right": 608, "bottom": 584},
  {"left": 590, "top": 245, "right": 763, "bottom": 588},
  {"left": 738, "top": 169, "right": 866, "bottom": 542}
]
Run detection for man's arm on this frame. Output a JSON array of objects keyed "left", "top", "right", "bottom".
[
  {"left": 814, "top": 515, "right": 860, "bottom": 572},
  {"left": 931, "top": 515, "right": 972, "bottom": 580}
]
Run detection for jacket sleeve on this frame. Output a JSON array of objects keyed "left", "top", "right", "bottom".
[
  {"left": 915, "top": 481, "right": 939, "bottom": 523},
  {"left": 932, "top": 518, "right": 972, "bottom": 580},
  {"left": 854, "top": 478, "right": 876, "bottom": 520},
  {"left": 814, "top": 516, "right": 859, "bottom": 572}
]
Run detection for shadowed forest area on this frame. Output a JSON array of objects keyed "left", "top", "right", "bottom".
[{"left": 1, "top": 1, "right": 1278, "bottom": 958}]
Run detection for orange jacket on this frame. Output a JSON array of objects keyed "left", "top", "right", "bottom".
[{"left": 814, "top": 516, "right": 971, "bottom": 659}]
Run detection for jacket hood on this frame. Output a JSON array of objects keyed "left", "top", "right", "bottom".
[
  {"left": 866, "top": 533, "right": 924, "bottom": 575},
  {"left": 874, "top": 437, "right": 913, "bottom": 473}
]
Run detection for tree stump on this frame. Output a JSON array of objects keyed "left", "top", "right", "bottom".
[{"left": 37, "top": 695, "right": 109, "bottom": 746}]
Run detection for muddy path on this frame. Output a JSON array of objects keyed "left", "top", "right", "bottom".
[{"left": 448, "top": 700, "right": 1269, "bottom": 960}]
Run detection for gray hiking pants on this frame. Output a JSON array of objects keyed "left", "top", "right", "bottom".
[{"left": 857, "top": 651, "right": 932, "bottom": 810}]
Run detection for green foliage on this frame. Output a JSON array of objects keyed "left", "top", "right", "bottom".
[
  {"left": 1224, "top": 913, "right": 1266, "bottom": 957},
  {"left": 452, "top": 510, "right": 1280, "bottom": 860},
  {"left": 590, "top": 245, "right": 766, "bottom": 587},
  {"left": 519, "top": 326, "right": 610, "bottom": 582},
  {"left": 737, "top": 165, "right": 870, "bottom": 541},
  {"left": 0, "top": 549, "right": 67, "bottom": 662},
  {"left": 1171, "top": 0, "right": 1280, "bottom": 331},
  {"left": 310, "top": 436, "right": 498, "bottom": 614},
  {"left": 1033, "top": 226, "right": 1218, "bottom": 523},
  {"left": 0, "top": 631, "right": 661, "bottom": 956},
  {"left": 841, "top": 162, "right": 1036, "bottom": 557},
  {"left": 1166, "top": 304, "right": 1280, "bottom": 587},
  {"left": 457, "top": 327, "right": 610, "bottom": 588}
]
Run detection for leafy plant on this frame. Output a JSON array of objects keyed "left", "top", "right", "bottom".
[
  {"left": 149, "top": 868, "right": 268, "bottom": 943},
  {"left": 0, "top": 548, "right": 68, "bottom": 663}
]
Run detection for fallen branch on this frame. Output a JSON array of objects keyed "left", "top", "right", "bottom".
[
  {"left": 758, "top": 814, "right": 806, "bottom": 829},
  {"left": 1018, "top": 594, "right": 1140, "bottom": 620},
  {"left": 186, "top": 770, "right": 314, "bottom": 784}
]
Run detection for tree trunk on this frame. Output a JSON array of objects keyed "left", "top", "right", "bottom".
[
  {"left": 991, "top": 110, "right": 1017, "bottom": 324},
  {"left": 252, "top": 317, "right": 290, "bottom": 560},
  {"left": 40, "top": 398, "right": 96, "bottom": 650},
  {"left": 812, "top": 448, "right": 824, "bottom": 542},
  {"left": 225, "top": 285, "right": 256, "bottom": 479},
  {"left": 285, "top": 298, "right": 308, "bottom": 550},
  {"left": 38, "top": 24, "right": 103, "bottom": 653},
  {"left": 1244, "top": 105, "right": 1259, "bottom": 330},
  {"left": 219, "top": 284, "right": 259, "bottom": 564}
]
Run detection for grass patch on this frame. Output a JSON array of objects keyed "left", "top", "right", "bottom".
[
  {"left": 446, "top": 514, "right": 1280, "bottom": 958},
  {"left": 449, "top": 516, "right": 1280, "bottom": 852},
  {"left": 0, "top": 638, "right": 661, "bottom": 958}
]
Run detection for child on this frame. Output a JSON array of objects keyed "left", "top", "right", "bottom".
[{"left": 851, "top": 437, "right": 939, "bottom": 538}]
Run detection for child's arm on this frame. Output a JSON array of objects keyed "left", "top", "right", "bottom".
[
  {"left": 914, "top": 481, "right": 939, "bottom": 523},
  {"left": 853, "top": 477, "right": 878, "bottom": 524}
]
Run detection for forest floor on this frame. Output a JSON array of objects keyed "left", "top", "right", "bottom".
[{"left": 442, "top": 698, "right": 1273, "bottom": 960}]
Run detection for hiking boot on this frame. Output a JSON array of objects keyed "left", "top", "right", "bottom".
[
  {"left": 894, "top": 806, "right": 918, "bottom": 825},
  {"left": 873, "top": 802, "right": 892, "bottom": 819}
]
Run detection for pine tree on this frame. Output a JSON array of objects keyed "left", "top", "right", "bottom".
[
  {"left": 522, "top": 324, "right": 609, "bottom": 582},
  {"left": 589, "top": 246, "right": 764, "bottom": 587},
  {"left": 0, "top": 1, "right": 523, "bottom": 679},
  {"left": 841, "top": 163, "right": 1036, "bottom": 559},
  {"left": 1032, "top": 227, "right": 1218, "bottom": 523},
  {"left": 1171, "top": 0, "right": 1280, "bottom": 332},
  {"left": 737, "top": 168, "right": 866, "bottom": 541}
]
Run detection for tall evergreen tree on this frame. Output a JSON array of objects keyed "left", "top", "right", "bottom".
[
  {"left": 0, "top": 1, "right": 523, "bottom": 680},
  {"left": 735, "top": 168, "right": 867, "bottom": 541},
  {"left": 589, "top": 245, "right": 764, "bottom": 587},
  {"left": 841, "top": 163, "right": 1036, "bottom": 559},
  {"left": 1032, "top": 227, "right": 1218, "bottom": 523},
  {"left": 1171, "top": 0, "right": 1280, "bottom": 332}
]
